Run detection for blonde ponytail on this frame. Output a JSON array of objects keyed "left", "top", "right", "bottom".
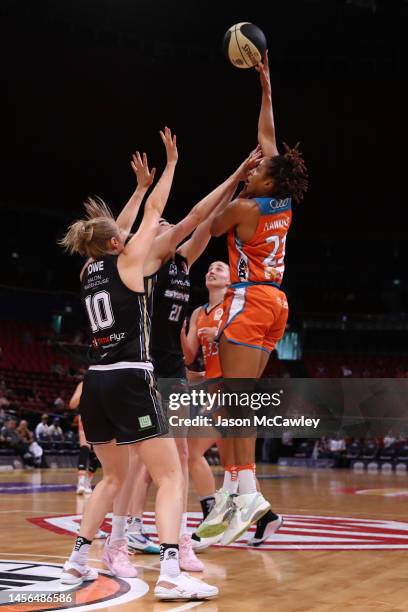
[{"left": 59, "top": 197, "right": 119, "bottom": 259}]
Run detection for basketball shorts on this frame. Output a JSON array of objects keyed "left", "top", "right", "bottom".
[
  {"left": 80, "top": 364, "right": 168, "bottom": 445},
  {"left": 218, "top": 284, "right": 289, "bottom": 353}
]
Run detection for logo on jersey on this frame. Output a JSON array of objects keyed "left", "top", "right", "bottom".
[
  {"left": 29, "top": 512, "right": 408, "bottom": 551},
  {"left": 238, "top": 257, "right": 248, "bottom": 280},
  {"left": 269, "top": 198, "right": 290, "bottom": 211},
  {"left": 0, "top": 560, "right": 147, "bottom": 611},
  {"left": 214, "top": 308, "right": 224, "bottom": 321},
  {"left": 168, "top": 263, "right": 178, "bottom": 276}
]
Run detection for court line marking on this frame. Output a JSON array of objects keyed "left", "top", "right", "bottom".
[
  {"left": 0, "top": 556, "right": 204, "bottom": 611},
  {"left": 0, "top": 553, "right": 160, "bottom": 571},
  {"left": 165, "top": 603, "right": 203, "bottom": 611}
]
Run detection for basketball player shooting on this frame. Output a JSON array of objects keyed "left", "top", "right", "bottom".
[{"left": 196, "top": 51, "right": 308, "bottom": 545}]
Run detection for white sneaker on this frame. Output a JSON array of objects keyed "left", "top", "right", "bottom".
[
  {"left": 127, "top": 518, "right": 160, "bottom": 554},
  {"left": 76, "top": 476, "right": 86, "bottom": 495},
  {"left": 154, "top": 572, "right": 218, "bottom": 600},
  {"left": 248, "top": 514, "right": 283, "bottom": 546},
  {"left": 84, "top": 478, "right": 93, "bottom": 494},
  {"left": 60, "top": 561, "right": 98, "bottom": 585},
  {"left": 191, "top": 533, "right": 223, "bottom": 551},
  {"left": 195, "top": 490, "right": 236, "bottom": 538},
  {"left": 221, "top": 492, "right": 271, "bottom": 545}
]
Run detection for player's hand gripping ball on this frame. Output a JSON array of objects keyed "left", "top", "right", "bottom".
[{"left": 223, "top": 22, "right": 267, "bottom": 69}]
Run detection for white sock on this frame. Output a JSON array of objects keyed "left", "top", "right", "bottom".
[
  {"left": 110, "top": 515, "right": 128, "bottom": 543},
  {"left": 69, "top": 536, "right": 91, "bottom": 566},
  {"left": 237, "top": 468, "right": 257, "bottom": 494},
  {"left": 160, "top": 544, "right": 180, "bottom": 578},
  {"left": 223, "top": 469, "right": 238, "bottom": 494},
  {"left": 179, "top": 512, "right": 188, "bottom": 537}
]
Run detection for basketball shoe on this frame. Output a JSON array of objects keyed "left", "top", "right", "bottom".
[
  {"left": 103, "top": 536, "right": 137, "bottom": 577},
  {"left": 221, "top": 491, "right": 271, "bottom": 545},
  {"left": 179, "top": 534, "right": 204, "bottom": 571},
  {"left": 127, "top": 517, "right": 160, "bottom": 554},
  {"left": 195, "top": 489, "right": 236, "bottom": 538},
  {"left": 61, "top": 561, "right": 98, "bottom": 585},
  {"left": 154, "top": 572, "right": 218, "bottom": 600},
  {"left": 191, "top": 532, "right": 223, "bottom": 551},
  {"left": 248, "top": 512, "right": 283, "bottom": 546}
]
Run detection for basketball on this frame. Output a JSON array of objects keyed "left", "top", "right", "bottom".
[{"left": 223, "top": 22, "right": 267, "bottom": 69}]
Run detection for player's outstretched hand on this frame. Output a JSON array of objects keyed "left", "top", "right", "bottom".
[
  {"left": 234, "top": 145, "right": 263, "bottom": 182},
  {"left": 131, "top": 151, "right": 156, "bottom": 189},
  {"left": 255, "top": 50, "right": 271, "bottom": 96},
  {"left": 160, "top": 126, "right": 178, "bottom": 165}
]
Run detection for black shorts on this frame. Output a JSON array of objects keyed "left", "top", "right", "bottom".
[{"left": 80, "top": 365, "right": 168, "bottom": 445}]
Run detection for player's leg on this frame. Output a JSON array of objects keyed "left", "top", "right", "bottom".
[
  {"left": 175, "top": 436, "right": 204, "bottom": 571},
  {"left": 126, "top": 450, "right": 158, "bottom": 554},
  {"left": 137, "top": 437, "right": 218, "bottom": 600},
  {"left": 188, "top": 437, "right": 216, "bottom": 510},
  {"left": 62, "top": 441, "right": 129, "bottom": 584},
  {"left": 76, "top": 420, "right": 90, "bottom": 495},
  {"left": 248, "top": 295, "right": 288, "bottom": 545},
  {"left": 188, "top": 437, "right": 223, "bottom": 551},
  {"left": 86, "top": 448, "right": 100, "bottom": 493}
]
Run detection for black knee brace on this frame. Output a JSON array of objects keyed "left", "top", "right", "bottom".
[{"left": 78, "top": 445, "right": 90, "bottom": 471}]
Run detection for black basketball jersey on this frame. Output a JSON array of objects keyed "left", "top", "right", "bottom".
[
  {"left": 151, "top": 252, "right": 190, "bottom": 377},
  {"left": 81, "top": 255, "right": 151, "bottom": 365}
]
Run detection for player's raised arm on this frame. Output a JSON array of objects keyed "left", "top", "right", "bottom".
[
  {"left": 123, "top": 127, "right": 177, "bottom": 264},
  {"left": 177, "top": 147, "right": 263, "bottom": 266},
  {"left": 256, "top": 51, "right": 279, "bottom": 157},
  {"left": 115, "top": 151, "right": 156, "bottom": 238}
]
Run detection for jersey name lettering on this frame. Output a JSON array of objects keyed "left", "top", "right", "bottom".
[{"left": 88, "top": 261, "right": 104, "bottom": 274}]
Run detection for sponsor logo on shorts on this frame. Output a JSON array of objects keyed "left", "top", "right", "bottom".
[
  {"left": 138, "top": 415, "right": 153, "bottom": 429},
  {"left": 0, "top": 560, "right": 147, "bottom": 611},
  {"left": 28, "top": 513, "right": 408, "bottom": 550}
]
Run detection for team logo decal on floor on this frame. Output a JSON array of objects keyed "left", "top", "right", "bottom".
[
  {"left": 28, "top": 512, "right": 408, "bottom": 550},
  {"left": 338, "top": 487, "right": 408, "bottom": 497},
  {"left": 0, "top": 560, "right": 147, "bottom": 611}
]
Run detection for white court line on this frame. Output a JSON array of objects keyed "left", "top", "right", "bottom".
[
  {"left": 164, "top": 603, "right": 203, "bottom": 611},
  {"left": 0, "top": 555, "right": 205, "bottom": 611},
  {"left": 0, "top": 553, "right": 160, "bottom": 571}
]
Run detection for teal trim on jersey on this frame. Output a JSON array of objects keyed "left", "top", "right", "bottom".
[
  {"left": 231, "top": 281, "right": 281, "bottom": 289},
  {"left": 226, "top": 338, "right": 271, "bottom": 354},
  {"left": 254, "top": 197, "right": 292, "bottom": 216}
]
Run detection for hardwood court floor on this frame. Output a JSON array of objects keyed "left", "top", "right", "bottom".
[{"left": 0, "top": 465, "right": 408, "bottom": 611}]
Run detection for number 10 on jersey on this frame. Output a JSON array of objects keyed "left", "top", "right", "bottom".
[{"left": 85, "top": 290, "right": 115, "bottom": 331}]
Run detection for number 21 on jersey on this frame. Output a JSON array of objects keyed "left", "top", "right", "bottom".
[{"left": 169, "top": 304, "right": 182, "bottom": 322}]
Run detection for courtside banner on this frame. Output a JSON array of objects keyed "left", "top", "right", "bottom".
[{"left": 156, "top": 378, "right": 408, "bottom": 438}]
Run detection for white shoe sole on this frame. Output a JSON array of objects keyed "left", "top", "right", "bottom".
[
  {"left": 222, "top": 501, "right": 271, "bottom": 545},
  {"left": 154, "top": 588, "right": 218, "bottom": 600},
  {"left": 191, "top": 534, "right": 223, "bottom": 551},
  {"left": 61, "top": 571, "right": 98, "bottom": 585}
]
